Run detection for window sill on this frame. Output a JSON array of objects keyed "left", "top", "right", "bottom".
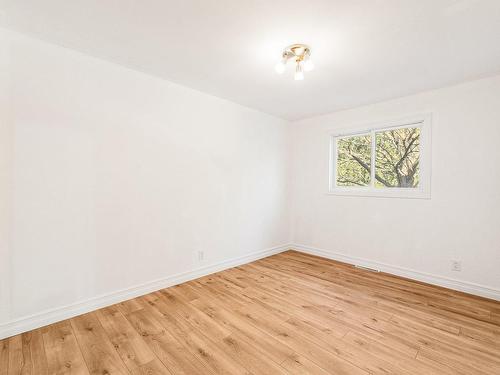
[{"left": 326, "top": 188, "right": 431, "bottom": 199}]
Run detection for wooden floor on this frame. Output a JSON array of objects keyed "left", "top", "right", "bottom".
[{"left": 2, "top": 251, "right": 500, "bottom": 374}]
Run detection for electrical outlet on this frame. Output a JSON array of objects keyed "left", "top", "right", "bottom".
[
  {"left": 198, "top": 251, "right": 204, "bottom": 262},
  {"left": 451, "top": 260, "right": 462, "bottom": 272}
]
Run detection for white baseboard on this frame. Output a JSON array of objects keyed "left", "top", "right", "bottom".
[
  {"left": 0, "top": 244, "right": 290, "bottom": 340},
  {"left": 292, "top": 243, "right": 500, "bottom": 301}
]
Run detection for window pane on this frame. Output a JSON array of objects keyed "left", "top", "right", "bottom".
[
  {"left": 336, "top": 134, "right": 371, "bottom": 187},
  {"left": 375, "top": 127, "right": 420, "bottom": 188}
]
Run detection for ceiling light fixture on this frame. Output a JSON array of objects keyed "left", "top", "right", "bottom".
[{"left": 275, "top": 44, "right": 313, "bottom": 80}]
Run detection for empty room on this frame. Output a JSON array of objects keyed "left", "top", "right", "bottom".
[{"left": 1, "top": 1, "right": 500, "bottom": 374}]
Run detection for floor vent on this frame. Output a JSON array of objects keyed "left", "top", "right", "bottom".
[{"left": 355, "top": 265, "right": 380, "bottom": 273}]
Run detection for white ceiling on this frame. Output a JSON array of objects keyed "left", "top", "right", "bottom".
[{"left": 1, "top": 0, "right": 500, "bottom": 120}]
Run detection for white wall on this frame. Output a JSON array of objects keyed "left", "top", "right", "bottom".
[
  {"left": 0, "top": 30, "right": 12, "bottom": 324},
  {"left": 290, "top": 75, "right": 500, "bottom": 296},
  {"left": 0, "top": 28, "right": 289, "bottom": 330}
]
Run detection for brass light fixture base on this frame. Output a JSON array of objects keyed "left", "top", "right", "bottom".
[{"left": 283, "top": 44, "right": 311, "bottom": 62}]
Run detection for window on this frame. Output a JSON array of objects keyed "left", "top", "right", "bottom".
[{"left": 329, "top": 115, "right": 431, "bottom": 198}]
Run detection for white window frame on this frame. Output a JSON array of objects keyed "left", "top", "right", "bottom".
[{"left": 328, "top": 114, "right": 432, "bottom": 199}]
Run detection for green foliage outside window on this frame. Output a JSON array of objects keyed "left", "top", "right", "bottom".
[
  {"left": 336, "top": 127, "right": 420, "bottom": 188},
  {"left": 336, "top": 135, "right": 371, "bottom": 186}
]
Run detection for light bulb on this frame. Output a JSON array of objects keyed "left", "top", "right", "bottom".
[
  {"left": 274, "top": 60, "right": 286, "bottom": 74},
  {"left": 294, "top": 62, "right": 304, "bottom": 80},
  {"left": 303, "top": 58, "right": 314, "bottom": 72}
]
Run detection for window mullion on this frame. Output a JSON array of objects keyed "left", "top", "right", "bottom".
[{"left": 370, "top": 130, "right": 376, "bottom": 188}]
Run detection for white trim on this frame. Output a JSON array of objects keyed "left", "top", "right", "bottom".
[
  {"left": 328, "top": 113, "right": 432, "bottom": 199},
  {"left": 292, "top": 244, "right": 500, "bottom": 302},
  {"left": 0, "top": 244, "right": 290, "bottom": 340},
  {"left": 326, "top": 113, "right": 432, "bottom": 137}
]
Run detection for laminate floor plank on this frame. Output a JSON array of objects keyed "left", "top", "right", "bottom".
[
  {"left": 143, "top": 302, "right": 251, "bottom": 375},
  {"left": 125, "top": 309, "right": 210, "bottom": 375},
  {"left": 41, "top": 321, "right": 89, "bottom": 375},
  {"left": 8, "top": 330, "right": 50, "bottom": 375},
  {"left": 0, "top": 339, "right": 8, "bottom": 375},
  {"left": 190, "top": 297, "right": 296, "bottom": 365},
  {"left": 70, "top": 313, "right": 129, "bottom": 375},
  {"left": 96, "top": 306, "right": 170, "bottom": 375}
]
